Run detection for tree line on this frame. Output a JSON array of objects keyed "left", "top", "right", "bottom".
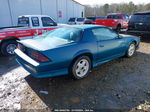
[{"left": 85, "top": 2, "right": 150, "bottom": 17}]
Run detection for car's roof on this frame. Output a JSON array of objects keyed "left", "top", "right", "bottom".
[
  {"left": 107, "top": 13, "right": 126, "bottom": 15},
  {"left": 19, "top": 15, "right": 50, "bottom": 17},
  {"left": 67, "top": 25, "right": 105, "bottom": 29},
  {"left": 134, "top": 11, "right": 150, "bottom": 15}
]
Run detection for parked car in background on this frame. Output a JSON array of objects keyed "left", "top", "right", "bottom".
[
  {"left": 84, "top": 16, "right": 106, "bottom": 24},
  {"left": 0, "top": 15, "right": 58, "bottom": 56},
  {"left": 94, "top": 13, "right": 129, "bottom": 32},
  {"left": 127, "top": 11, "right": 150, "bottom": 35},
  {"left": 15, "top": 25, "right": 140, "bottom": 80},
  {"left": 68, "top": 17, "right": 77, "bottom": 25},
  {"left": 76, "top": 18, "right": 85, "bottom": 25}
]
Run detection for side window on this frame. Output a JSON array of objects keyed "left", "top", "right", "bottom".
[
  {"left": 107, "top": 15, "right": 121, "bottom": 19},
  {"left": 92, "top": 28, "right": 118, "bottom": 41},
  {"left": 41, "top": 17, "right": 55, "bottom": 27},
  {"left": 18, "top": 17, "right": 29, "bottom": 27},
  {"left": 144, "top": 14, "right": 150, "bottom": 22},
  {"left": 31, "top": 17, "right": 39, "bottom": 27}
]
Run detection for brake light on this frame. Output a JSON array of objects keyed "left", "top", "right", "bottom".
[
  {"left": 31, "top": 51, "right": 50, "bottom": 63},
  {"left": 17, "top": 43, "right": 25, "bottom": 51}
]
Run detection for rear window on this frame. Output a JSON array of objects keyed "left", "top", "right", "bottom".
[
  {"left": 18, "top": 17, "right": 29, "bottom": 27},
  {"left": 130, "top": 14, "right": 145, "bottom": 22},
  {"left": 77, "top": 18, "right": 85, "bottom": 22},
  {"left": 69, "top": 18, "right": 76, "bottom": 22},
  {"left": 35, "top": 27, "right": 82, "bottom": 43}
]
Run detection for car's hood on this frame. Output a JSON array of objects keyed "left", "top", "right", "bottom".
[{"left": 19, "top": 38, "right": 72, "bottom": 51}]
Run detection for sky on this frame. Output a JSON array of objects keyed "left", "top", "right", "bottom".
[{"left": 75, "top": 0, "right": 150, "bottom": 5}]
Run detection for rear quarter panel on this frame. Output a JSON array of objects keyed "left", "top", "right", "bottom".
[{"left": 121, "top": 34, "right": 140, "bottom": 49}]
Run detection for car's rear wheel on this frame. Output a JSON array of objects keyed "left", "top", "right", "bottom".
[
  {"left": 71, "top": 56, "right": 91, "bottom": 80},
  {"left": 126, "top": 42, "right": 136, "bottom": 57}
]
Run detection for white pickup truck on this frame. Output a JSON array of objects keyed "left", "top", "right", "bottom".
[{"left": 0, "top": 15, "right": 58, "bottom": 55}]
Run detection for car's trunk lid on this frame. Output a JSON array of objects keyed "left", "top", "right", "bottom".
[{"left": 18, "top": 37, "right": 71, "bottom": 51}]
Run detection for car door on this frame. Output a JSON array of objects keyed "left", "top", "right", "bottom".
[
  {"left": 41, "top": 17, "right": 57, "bottom": 32},
  {"left": 31, "top": 17, "right": 42, "bottom": 37},
  {"left": 92, "top": 27, "right": 125, "bottom": 62}
]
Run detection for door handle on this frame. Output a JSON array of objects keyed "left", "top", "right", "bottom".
[{"left": 99, "top": 45, "right": 104, "bottom": 47}]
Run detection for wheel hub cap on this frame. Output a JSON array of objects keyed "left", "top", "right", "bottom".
[
  {"left": 6, "top": 44, "right": 17, "bottom": 54},
  {"left": 128, "top": 44, "right": 135, "bottom": 56},
  {"left": 75, "top": 59, "right": 89, "bottom": 77}
]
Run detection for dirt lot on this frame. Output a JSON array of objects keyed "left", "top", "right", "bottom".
[{"left": 0, "top": 35, "right": 150, "bottom": 112}]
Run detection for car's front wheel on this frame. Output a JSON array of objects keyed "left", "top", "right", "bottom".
[
  {"left": 126, "top": 42, "right": 136, "bottom": 57},
  {"left": 71, "top": 56, "right": 91, "bottom": 80},
  {"left": 1, "top": 40, "right": 17, "bottom": 56}
]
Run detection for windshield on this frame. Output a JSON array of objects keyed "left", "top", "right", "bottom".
[
  {"left": 77, "top": 18, "right": 85, "bottom": 22},
  {"left": 35, "top": 27, "right": 82, "bottom": 43},
  {"left": 69, "top": 18, "right": 76, "bottom": 22},
  {"left": 18, "top": 17, "right": 29, "bottom": 27}
]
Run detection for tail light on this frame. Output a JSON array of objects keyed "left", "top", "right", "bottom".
[
  {"left": 31, "top": 51, "right": 50, "bottom": 63},
  {"left": 17, "top": 43, "right": 25, "bottom": 52}
]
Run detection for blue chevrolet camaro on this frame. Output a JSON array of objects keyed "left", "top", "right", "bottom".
[{"left": 15, "top": 25, "right": 140, "bottom": 79}]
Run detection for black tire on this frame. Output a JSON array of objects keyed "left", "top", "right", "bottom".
[
  {"left": 70, "top": 56, "right": 91, "bottom": 80},
  {"left": 1, "top": 40, "right": 17, "bottom": 56},
  {"left": 115, "top": 25, "right": 121, "bottom": 33},
  {"left": 125, "top": 42, "right": 136, "bottom": 58}
]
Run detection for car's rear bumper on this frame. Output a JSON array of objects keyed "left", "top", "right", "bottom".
[
  {"left": 127, "top": 30, "right": 150, "bottom": 35},
  {"left": 15, "top": 49, "right": 68, "bottom": 78},
  {"left": 16, "top": 57, "right": 68, "bottom": 78}
]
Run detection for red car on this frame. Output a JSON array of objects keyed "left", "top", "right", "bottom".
[
  {"left": 93, "top": 13, "right": 129, "bottom": 31},
  {"left": 84, "top": 16, "right": 106, "bottom": 24}
]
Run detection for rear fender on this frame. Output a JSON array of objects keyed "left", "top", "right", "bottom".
[{"left": 73, "top": 49, "right": 92, "bottom": 59}]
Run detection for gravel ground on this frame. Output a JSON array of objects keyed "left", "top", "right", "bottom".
[{"left": 0, "top": 35, "right": 150, "bottom": 112}]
